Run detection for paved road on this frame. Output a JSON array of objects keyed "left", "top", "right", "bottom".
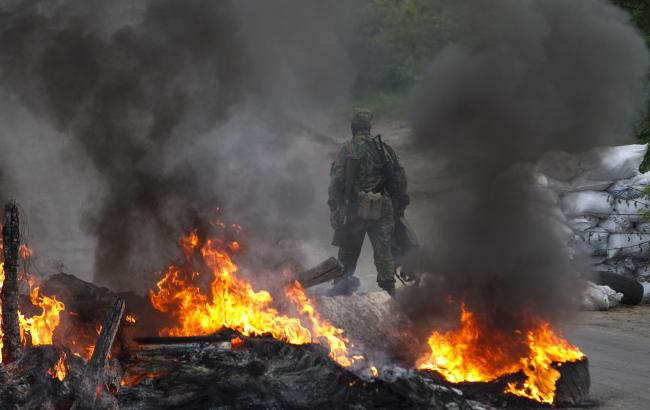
[{"left": 569, "top": 307, "right": 650, "bottom": 410}]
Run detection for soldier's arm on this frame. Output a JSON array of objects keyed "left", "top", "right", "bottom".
[
  {"left": 385, "top": 144, "right": 410, "bottom": 214},
  {"left": 328, "top": 144, "right": 347, "bottom": 211}
]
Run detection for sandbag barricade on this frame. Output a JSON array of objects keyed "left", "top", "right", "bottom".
[{"left": 537, "top": 144, "right": 650, "bottom": 305}]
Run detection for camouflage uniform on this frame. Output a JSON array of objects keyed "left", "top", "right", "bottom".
[{"left": 328, "top": 110, "right": 409, "bottom": 295}]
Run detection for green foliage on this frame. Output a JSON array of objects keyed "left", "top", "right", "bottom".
[
  {"left": 613, "top": 1, "right": 650, "bottom": 171},
  {"left": 351, "top": 0, "right": 650, "bottom": 128},
  {"left": 351, "top": 0, "right": 447, "bottom": 112}
]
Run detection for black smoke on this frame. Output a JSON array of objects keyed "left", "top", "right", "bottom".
[
  {"left": 403, "top": 0, "right": 649, "bottom": 337},
  {"left": 0, "top": 0, "right": 252, "bottom": 289},
  {"left": 0, "top": 0, "right": 360, "bottom": 290}
]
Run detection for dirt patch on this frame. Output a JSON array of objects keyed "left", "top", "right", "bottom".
[{"left": 578, "top": 305, "right": 650, "bottom": 338}]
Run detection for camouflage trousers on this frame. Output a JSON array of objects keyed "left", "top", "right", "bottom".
[{"left": 338, "top": 197, "right": 395, "bottom": 287}]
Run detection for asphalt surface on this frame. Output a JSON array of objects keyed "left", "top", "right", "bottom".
[{"left": 568, "top": 306, "right": 650, "bottom": 410}]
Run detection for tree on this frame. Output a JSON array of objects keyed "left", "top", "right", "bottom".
[
  {"left": 351, "top": 0, "right": 447, "bottom": 110},
  {"left": 612, "top": 1, "right": 650, "bottom": 169}
]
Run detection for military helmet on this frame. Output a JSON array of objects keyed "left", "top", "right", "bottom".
[{"left": 351, "top": 108, "right": 373, "bottom": 130}]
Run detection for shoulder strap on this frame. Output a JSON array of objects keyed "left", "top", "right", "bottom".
[
  {"left": 374, "top": 135, "right": 388, "bottom": 163},
  {"left": 372, "top": 134, "right": 394, "bottom": 193}
]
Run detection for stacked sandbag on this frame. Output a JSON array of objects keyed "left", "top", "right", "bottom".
[
  {"left": 581, "top": 282, "right": 623, "bottom": 311},
  {"left": 537, "top": 144, "right": 650, "bottom": 305}
]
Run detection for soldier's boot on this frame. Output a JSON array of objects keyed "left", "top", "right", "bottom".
[
  {"left": 378, "top": 280, "right": 395, "bottom": 297},
  {"left": 396, "top": 267, "right": 419, "bottom": 287},
  {"left": 326, "top": 275, "right": 360, "bottom": 296}
]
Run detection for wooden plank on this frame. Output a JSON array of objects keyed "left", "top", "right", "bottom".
[
  {"left": 1, "top": 200, "right": 21, "bottom": 364},
  {"left": 293, "top": 257, "right": 343, "bottom": 288},
  {"left": 71, "top": 297, "right": 125, "bottom": 409}
]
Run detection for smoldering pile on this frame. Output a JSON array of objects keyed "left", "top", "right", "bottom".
[
  {"left": 1, "top": 271, "right": 476, "bottom": 410},
  {"left": 1, "top": 272, "right": 591, "bottom": 410}
]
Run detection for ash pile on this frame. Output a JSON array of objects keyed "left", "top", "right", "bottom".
[{"left": 536, "top": 144, "right": 650, "bottom": 310}]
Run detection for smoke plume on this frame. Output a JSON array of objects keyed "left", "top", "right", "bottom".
[
  {"left": 404, "top": 0, "right": 649, "bottom": 335},
  {"left": 0, "top": 0, "right": 359, "bottom": 290}
]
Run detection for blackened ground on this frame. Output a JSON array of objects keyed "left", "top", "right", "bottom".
[
  {"left": 27, "top": 273, "right": 473, "bottom": 409},
  {"left": 119, "top": 332, "right": 471, "bottom": 410}
]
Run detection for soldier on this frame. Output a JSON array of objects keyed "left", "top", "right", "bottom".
[{"left": 328, "top": 109, "right": 409, "bottom": 296}]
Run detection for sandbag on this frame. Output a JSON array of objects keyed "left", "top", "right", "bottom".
[
  {"left": 552, "top": 221, "right": 576, "bottom": 243},
  {"left": 567, "top": 215, "right": 599, "bottom": 232},
  {"left": 608, "top": 171, "right": 650, "bottom": 199},
  {"left": 635, "top": 264, "right": 650, "bottom": 281},
  {"left": 574, "top": 227, "right": 608, "bottom": 256},
  {"left": 636, "top": 222, "right": 650, "bottom": 233},
  {"left": 607, "top": 233, "right": 650, "bottom": 259},
  {"left": 569, "top": 177, "right": 613, "bottom": 192},
  {"left": 582, "top": 282, "right": 621, "bottom": 311},
  {"left": 545, "top": 176, "right": 612, "bottom": 193},
  {"left": 580, "top": 144, "right": 647, "bottom": 181},
  {"left": 560, "top": 191, "right": 614, "bottom": 217},
  {"left": 612, "top": 197, "right": 650, "bottom": 222},
  {"left": 593, "top": 259, "right": 635, "bottom": 277},
  {"left": 537, "top": 150, "right": 581, "bottom": 181},
  {"left": 598, "top": 214, "right": 633, "bottom": 233}
]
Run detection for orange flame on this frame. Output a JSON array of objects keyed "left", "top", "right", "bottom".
[
  {"left": 19, "top": 286, "right": 65, "bottom": 346},
  {"left": 230, "top": 336, "right": 245, "bottom": 349},
  {"left": 149, "top": 228, "right": 359, "bottom": 368},
  {"left": 504, "top": 322, "right": 585, "bottom": 404},
  {"left": 120, "top": 370, "right": 167, "bottom": 387},
  {"left": 0, "top": 240, "right": 65, "bottom": 361},
  {"left": 284, "top": 281, "right": 361, "bottom": 367},
  {"left": 69, "top": 338, "right": 96, "bottom": 361},
  {"left": 125, "top": 314, "right": 137, "bottom": 324},
  {"left": 19, "top": 244, "right": 33, "bottom": 261},
  {"left": 179, "top": 230, "right": 200, "bottom": 258},
  {"left": 416, "top": 304, "right": 583, "bottom": 404},
  {"left": 149, "top": 233, "right": 312, "bottom": 344},
  {"left": 48, "top": 351, "right": 68, "bottom": 381}
]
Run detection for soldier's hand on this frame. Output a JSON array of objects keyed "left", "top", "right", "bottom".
[{"left": 330, "top": 210, "right": 339, "bottom": 228}]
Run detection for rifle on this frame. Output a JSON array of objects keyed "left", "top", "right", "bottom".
[
  {"left": 373, "top": 134, "right": 394, "bottom": 194},
  {"left": 331, "top": 157, "right": 359, "bottom": 247}
]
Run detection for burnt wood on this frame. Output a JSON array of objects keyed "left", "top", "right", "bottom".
[
  {"left": 1, "top": 200, "right": 21, "bottom": 364},
  {"left": 72, "top": 296, "right": 125, "bottom": 409},
  {"left": 294, "top": 257, "right": 343, "bottom": 288},
  {"left": 134, "top": 331, "right": 238, "bottom": 345}
]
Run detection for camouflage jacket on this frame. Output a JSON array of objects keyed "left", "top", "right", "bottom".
[{"left": 328, "top": 131, "right": 409, "bottom": 213}]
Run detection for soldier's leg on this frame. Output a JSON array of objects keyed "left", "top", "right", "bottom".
[
  {"left": 328, "top": 224, "right": 365, "bottom": 295},
  {"left": 338, "top": 226, "right": 365, "bottom": 276},
  {"left": 367, "top": 199, "right": 396, "bottom": 295}
]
